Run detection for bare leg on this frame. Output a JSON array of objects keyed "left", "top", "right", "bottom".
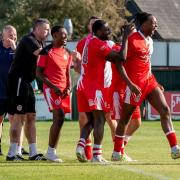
[
  {"left": 79, "top": 112, "right": 91, "bottom": 140},
  {"left": 7, "top": 114, "right": 24, "bottom": 158},
  {"left": 25, "top": 113, "right": 36, "bottom": 144},
  {"left": 125, "top": 117, "right": 141, "bottom": 137},
  {"left": 147, "top": 87, "right": 173, "bottom": 133},
  {"left": 48, "top": 109, "right": 64, "bottom": 148},
  {"left": 80, "top": 112, "right": 94, "bottom": 140},
  {"left": 92, "top": 110, "right": 106, "bottom": 145},
  {"left": 116, "top": 103, "right": 136, "bottom": 136},
  {"left": 105, "top": 112, "right": 117, "bottom": 141}
]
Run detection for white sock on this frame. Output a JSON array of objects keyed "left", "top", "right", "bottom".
[
  {"left": 93, "top": 144, "right": 102, "bottom": 157},
  {"left": 8, "top": 143, "right": 18, "bottom": 157},
  {"left": 124, "top": 135, "right": 132, "bottom": 143},
  {"left": 93, "top": 144, "right": 102, "bottom": 149},
  {"left": 47, "top": 146, "right": 56, "bottom": 155},
  {"left": 17, "top": 146, "right": 22, "bottom": 155},
  {"left": 29, "top": 143, "right": 37, "bottom": 157}
]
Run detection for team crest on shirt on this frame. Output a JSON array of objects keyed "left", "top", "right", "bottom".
[
  {"left": 100, "top": 45, "right": 106, "bottom": 51},
  {"left": 134, "top": 94, "right": 141, "bottom": 102},
  {"left": 55, "top": 99, "right": 61, "bottom": 105},
  {"left": 17, "top": 105, "right": 22, "bottom": 111}
]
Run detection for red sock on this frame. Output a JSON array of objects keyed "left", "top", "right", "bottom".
[
  {"left": 85, "top": 139, "right": 92, "bottom": 160},
  {"left": 124, "top": 140, "right": 128, "bottom": 146},
  {"left": 114, "top": 135, "right": 124, "bottom": 154},
  {"left": 166, "top": 131, "right": 178, "bottom": 148}
]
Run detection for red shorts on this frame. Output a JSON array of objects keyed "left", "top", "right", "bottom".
[
  {"left": 124, "top": 75, "right": 158, "bottom": 106},
  {"left": 77, "top": 88, "right": 111, "bottom": 113},
  {"left": 43, "top": 87, "right": 71, "bottom": 113},
  {"left": 110, "top": 90, "right": 141, "bottom": 120}
]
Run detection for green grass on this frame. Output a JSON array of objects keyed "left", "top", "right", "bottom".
[{"left": 0, "top": 121, "right": 180, "bottom": 180}]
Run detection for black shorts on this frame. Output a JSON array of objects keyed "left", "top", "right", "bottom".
[
  {"left": 8, "top": 76, "right": 36, "bottom": 114},
  {"left": 0, "top": 99, "right": 8, "bottom": 116}
]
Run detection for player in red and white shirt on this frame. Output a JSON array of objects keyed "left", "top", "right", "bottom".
[
  {"left": 76, "top": 16, "right": 98, "bottom": 160},
  {"left": 112, "top": 12, "right": 180, "bottom": 161},
  {"left": 37, "top": 25, "right": 80, "bottom": 162},
  {"left": 107, "top": 40, "right": 141, "bottom": 161},
  {"left": 76, "top": 20, "right": 139, "bottom": 163}
]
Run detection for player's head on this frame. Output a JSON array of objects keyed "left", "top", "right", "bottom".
[
  {"left": 92, "top": 19, "right": 111, "bottom": 40},
  {"left": 2, "top": 25, "right": 17, "bottom": 47},
  {"left": 32, "top": 18, "right": 50, "bottom": 41},
  {"left": 51, "top": 25, "right": 68, "bottom": 46},
  {"left": 135, "top": 12, "right": 157, "bottom": 36},
  {"left": 87, "top": 16, "right": 99, "bottom": 33}
]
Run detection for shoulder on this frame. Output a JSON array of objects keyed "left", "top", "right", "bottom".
[
  {"left": 128, "top": 31, "right": 139, "bottom": 40},
  {"left": 40, "top": 44, "right": 53, "bottom": 55}
]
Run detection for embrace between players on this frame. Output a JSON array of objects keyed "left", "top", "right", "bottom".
[{"left": 3, "top": 12, "right": 180, "bottom": 163}]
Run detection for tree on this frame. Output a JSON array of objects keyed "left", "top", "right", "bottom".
[{"left": 0, "top": 0, "right": 126, "bottom": 40}]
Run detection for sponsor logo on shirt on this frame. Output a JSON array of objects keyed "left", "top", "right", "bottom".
[{"left": 88, "top": 99, "right": 95, "bottom": 107}]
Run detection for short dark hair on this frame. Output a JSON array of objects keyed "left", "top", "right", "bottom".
[
  {"left": 135, "top": 12, "right": 152, "bottom": 26},
  {"left": 51, "top": 25, "right": 64, "bottom": 36},
  {"left": 33, "top": 18, "right": 50, "bottom": 30},
  {"left": 89, "top": 16, "right": 99, "bottom": 23},
  {"left": 92, "top": 19, "right": 106, "bottom": 34}
]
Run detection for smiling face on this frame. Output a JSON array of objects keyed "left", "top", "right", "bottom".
[
  {"left": 97, "top": 23, "right": 111, "bottom": 40},
  {"left": 53, "top": 28, "right": 68, "bottom": 46},
  {"left": 142, "top": 16, "right": 158, "bottom": 36}
]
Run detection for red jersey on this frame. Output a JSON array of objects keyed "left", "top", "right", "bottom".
[
  {"left": 76, "top": 34, "right": 92, "bottom": 55},
  {"left": 77, "top": 37, "right": 112, "bottom": 91},
  {"left": 124, "top": 31, "right": 153, "bottom": 83},
  {"left": 37, "top": 44, "right": 72, "bottom": 91}
]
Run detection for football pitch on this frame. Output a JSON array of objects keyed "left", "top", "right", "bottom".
[{"left": 0, "top": 120, "right": 180, "bottom": 180}]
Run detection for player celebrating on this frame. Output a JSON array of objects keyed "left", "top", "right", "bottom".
[
  {"left": 76, "top": 16, "right": 98, "bottom": 160},
  {"left": 112, "top": 12, "right": 180, "bottom": 161},
  {"left": 37, "top": 25, "right": 80, "bottom": 162},
  {"left": 76, "top": 19, "right": 140, "bottom": 163},
  {"left": 108, "top": 40, "right": 141, "bottom": 161}
]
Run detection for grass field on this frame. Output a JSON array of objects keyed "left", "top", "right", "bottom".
[{"left": 0, "top": 120, "right": 180, "bottom": 180}]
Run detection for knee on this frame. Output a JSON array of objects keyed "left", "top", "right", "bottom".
[
  {"left": 136, "top": 118, "right": 141, "bottom": 128},
  {"left": 160, "top": 105, "right": 170, "bottom": 118},
  {"left": 79, "top": 113, "right": 87, "bottom": 122}
]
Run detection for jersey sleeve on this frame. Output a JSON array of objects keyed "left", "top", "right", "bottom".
[
  {"left": 37, "top": 49, "right": 48, "bottom": 68},
  {"left": 127, "top": 35, "right": 134, "bottom": 57},
  {"left": 76, "top": 38, "right": 86, "bottom": 55},
  {"left": 96, "top": 40, "right": 112, "bottom": 57}
]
